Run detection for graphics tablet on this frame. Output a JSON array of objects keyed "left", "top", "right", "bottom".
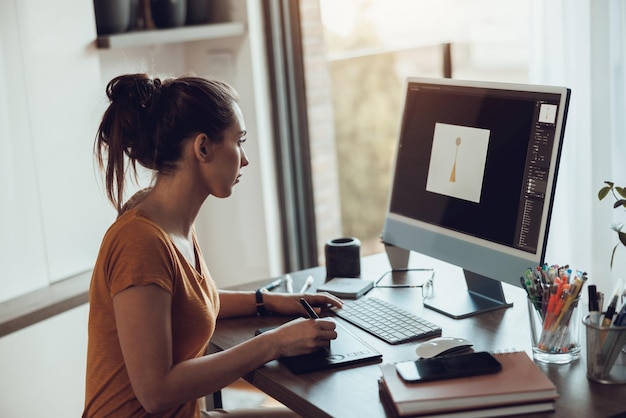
[{"left": 256, "top": 321, "right": 382, "bottom": 374}]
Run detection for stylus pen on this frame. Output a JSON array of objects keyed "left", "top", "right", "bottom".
[
  {"left": 285, "top": 274, "right": 294, "bottom": 294},
  {"left": 300, "top": 298, "right": 331, "bottom": 354},
  {"left": 300, "top": 297, "right": 319, "bottom": 319},
  {"left": 299, "top": 276, "right": 315, "bottom": 294},
  {"left": 259, "top": 277, "right": 283, "bottom": 292}
]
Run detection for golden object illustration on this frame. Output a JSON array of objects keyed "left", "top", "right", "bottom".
[{"left": 450, "top": 136, "right": 461, "bottom": 182}]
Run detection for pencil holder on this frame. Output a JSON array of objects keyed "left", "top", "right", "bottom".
[
  {"left": 583, "top": 315, "right": 626, "bottom": 384},
  {"left": 527, "top": 295, "right": 581, "bottom": 364}
]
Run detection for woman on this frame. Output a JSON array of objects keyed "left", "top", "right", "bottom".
[{"left": 83, "top": 74, "right": 341, "bottom": 417}]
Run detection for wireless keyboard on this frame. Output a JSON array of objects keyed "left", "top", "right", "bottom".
[{"left": 332, "top": 296, "right": 442, "bottom": 345}]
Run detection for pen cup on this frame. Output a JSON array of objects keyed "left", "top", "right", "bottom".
[
  {"left": 583, "top": 314, "right": 626, "bottom": 384},
  {"left": 527, "top": 295, "right": 582, "bottom": 364}
]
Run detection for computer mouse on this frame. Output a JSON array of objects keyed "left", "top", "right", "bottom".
[{"left": 415, "top": 337, "right": 473, "bottom": 358}]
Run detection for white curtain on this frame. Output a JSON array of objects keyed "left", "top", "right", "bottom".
[{"left": 530, "top": 0, "right": 626, "bottom": 295}]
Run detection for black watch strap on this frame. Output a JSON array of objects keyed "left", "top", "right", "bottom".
[{"left": 255, "top": 289, "right": 268, "bottom": 316}]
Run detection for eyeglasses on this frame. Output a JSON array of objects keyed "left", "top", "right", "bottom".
[{"left": 374, "top": 268, "right": 435, "bottom": 299}]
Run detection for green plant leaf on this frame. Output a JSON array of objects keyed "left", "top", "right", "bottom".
[
  {"left": 599, "top": 181, "right": 625, "bottom": 270},
  {"left": 619, "top": 231, "right": 626, "bottom": 247},
  {"left": 598, "top": 186, "right": 612, "bottom": 200},
  {"left": 611, "top": 244, "right": 618, "bottom": 269}
]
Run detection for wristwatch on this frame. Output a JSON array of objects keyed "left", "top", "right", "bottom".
[{"left": 255, "top": 288, "right": 268, "bottom": 316}]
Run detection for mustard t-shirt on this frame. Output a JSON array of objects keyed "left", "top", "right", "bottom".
[{"left": 83, "top": 209, "right": 220, "bottom": 417}]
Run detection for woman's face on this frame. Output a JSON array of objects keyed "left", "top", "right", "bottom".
[{"left": 206, "top": 102, "right": 249, "bottom": 198}]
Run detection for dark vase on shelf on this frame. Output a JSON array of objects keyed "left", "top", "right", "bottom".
[
  {"left": 93, "top": 0, "right": 131, "bottom": 35},
  {"left": 186, "top": 0, "right": 210, "bottom": 25},
  {"left": 151, "top": 0, "right": 187, "bottom": 28},
  {"left": 128, "top": 0, "right": 143, "bottom": 31}
]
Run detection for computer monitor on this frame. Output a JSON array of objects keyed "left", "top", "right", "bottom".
[{"left": 381, "top": 77, "right": 570, "bottom": 319}]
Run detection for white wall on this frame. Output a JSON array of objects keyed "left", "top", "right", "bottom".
[
  {"left": 0, "top": 0, "right": 280, "bottom": 416},
  {"left": 192, "top": 1, "right": 283, "bottom": 287},
  {"left": 0, "top": 0, "right": 111, "bottom": 303},
  {"left": 0, "top": 0, "right": 281, "bottom": 302},
  {"left": 0, "top": 305, "right": 88, "bottom": 417},
  {"left": 0, "top": 0, "right": 49, "bottom": 300}
]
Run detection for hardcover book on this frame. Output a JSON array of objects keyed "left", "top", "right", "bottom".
[{"left": 379, "top": 351, "right": 558, "bottom": 417}]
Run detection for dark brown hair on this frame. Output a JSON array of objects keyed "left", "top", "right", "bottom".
[{"left": 95, "top": 73, "right": 239, "bottom": 214}]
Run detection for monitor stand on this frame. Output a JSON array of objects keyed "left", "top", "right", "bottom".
[{"left": 384, "top": 243, "right": 513, "bottom": 319}]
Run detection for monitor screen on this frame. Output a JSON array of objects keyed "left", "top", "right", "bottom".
[{"left": 381, "top": 77, "right": 570, "bottom": 318}]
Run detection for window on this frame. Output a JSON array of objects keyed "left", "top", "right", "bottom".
[{"left": 300, "top": 0, "right": 531, "bottom": 261}]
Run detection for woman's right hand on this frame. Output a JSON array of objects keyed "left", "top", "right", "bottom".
[{"left": 265, "top": 317, "right": 338, "bottom": 358}]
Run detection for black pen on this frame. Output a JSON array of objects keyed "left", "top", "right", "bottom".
[
  {"left": 588, "top": 285, "right": 600, "bottom": 326},
  {"left": 614, "top": 300, "right": 626, "bottom": 326},
  {"left": 602, "top": 295, "right": 619, "bottom": 327},
  {"left": 300, "top": 297, "right": 319, "bottom": 319}
]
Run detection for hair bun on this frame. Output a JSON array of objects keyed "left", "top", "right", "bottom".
[
  {"left": 135, "top": 77, "right": 159, "bottom": 109},
  {"left": 105, "top": 74, "right": 164, "bottom": 110}
]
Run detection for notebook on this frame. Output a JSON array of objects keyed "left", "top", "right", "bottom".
[
  {"left": 378, "top": 380, "right": 555, "bottom": 418},
  {"left": 317, "top": 277, "right": 374, "bottom": 299},
  {"left": 379, "top": 351, "right": 558, "bottom": 416},
  {"left": 256, "top": 321, "right": 382, "bottom": 374}
]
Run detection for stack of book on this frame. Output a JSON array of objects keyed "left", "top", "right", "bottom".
[{"left": 378, "top": 351, "right": 559, "bottom": 417}]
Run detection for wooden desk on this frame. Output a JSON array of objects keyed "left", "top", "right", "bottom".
[{"left": 210, "top": 253, "right": 625, "bottom": 418}]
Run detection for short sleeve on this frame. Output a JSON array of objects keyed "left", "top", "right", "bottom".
[{"left": 101, "top": 214, "right": 178, "bottom": 298}]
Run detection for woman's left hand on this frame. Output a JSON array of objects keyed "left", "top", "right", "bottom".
[{"left": 263, "top": 292, "right": 343, "bottom": 317}]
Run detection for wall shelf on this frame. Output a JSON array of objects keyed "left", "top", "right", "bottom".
[{"left": 97, "top": 21, "right": 245, "bottom": 49}]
